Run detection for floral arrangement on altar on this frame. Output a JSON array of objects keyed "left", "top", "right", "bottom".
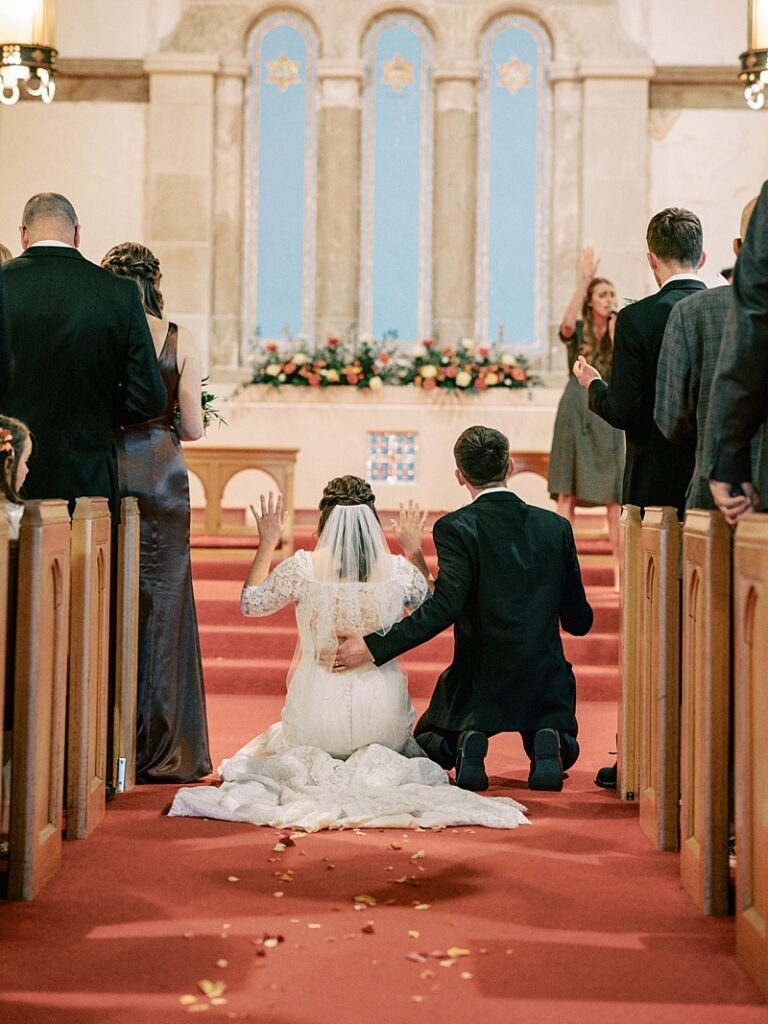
[{"left": 249, "top": 335, "right": 537, "bottom": 393}]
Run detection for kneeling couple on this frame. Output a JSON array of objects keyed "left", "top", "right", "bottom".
[{"left": 170, "top": 425, "right": 593, "bottom": 831}]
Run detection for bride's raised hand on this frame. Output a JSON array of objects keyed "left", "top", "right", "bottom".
[
  {"left": 390, "top": 499, "right": 428, "bottom": 558},
  {"left": 249, "top": 491, "right": 284, "bottom": 550}
]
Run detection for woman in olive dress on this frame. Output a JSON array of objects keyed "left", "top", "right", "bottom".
[
  {"left": 548, "top": 247, "right": 625, "bottom": 584},
  {"left": 102, "top": 243, "right": 211, "bottom": 783}
]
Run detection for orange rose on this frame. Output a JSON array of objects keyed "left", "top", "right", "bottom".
[{"left": 421, "top": 377, "right": 437, "bottom": 390}]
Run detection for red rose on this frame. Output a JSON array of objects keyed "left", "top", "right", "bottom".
[
  {"left": 444, "top": 366, "right": 457, "bottom": 379},
  {"left": 308, "top": 374, "right": 321, "bottom": 386},
  {"left": 475, "top": 377, "right": 488, "bottom": 390},
  {"left": 511, "top": 367, "right": 528, "bottom": 381},
  {"left": 379, "top": 352, "right": 390, "bottom": 365},
  {"left": 328, "top": 336, "right": 340, "bottom": 347},
  {"left": 423, "top": 339, "right": 433, "bottom": 348},
  {"left": 284, "top": 362, "right": 297, "bottom": 374},
  {"left": 422, "top": 377, "right": 437, "bottom": 390},
  {"left": 346, "top": 373, "right": 359, "bottom": 385},
  {"left": 479, "top": 345, "right": 490, "bottom": 358},
  {"left": 266, "top": 341, "right": 278, "bottom": 352}
]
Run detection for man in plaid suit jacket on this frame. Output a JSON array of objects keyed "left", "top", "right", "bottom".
[{"left": 655, "top": 198, "right": 758, "bottom": 511}]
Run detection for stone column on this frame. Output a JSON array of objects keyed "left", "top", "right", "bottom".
[
  {"left": 314, "top": 60, "right": 363, "bottom": 343},
  {"left": 212, "top": 57, "right": 248, "bottom": 378},
  {"left": 433, "top": 65, "right": 479, "bottom": 346},
  {"left": 579, "top": 60, "right": 655, "bottom": 304},
  {"left": 143, "top": 53, "right": 219, "bottom": 373},
  {"left": 548, "top": 60, "right": 582, "bottom": 376}
]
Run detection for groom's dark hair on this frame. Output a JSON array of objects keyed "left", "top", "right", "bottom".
[{"left": 454, "top": 426, "right": 509, "bottom": 487}]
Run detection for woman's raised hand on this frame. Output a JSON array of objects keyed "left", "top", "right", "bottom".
[
  {"left": 579, "top": 246, "right": 600, "bottom": 282},
  {"left": 249, "top": 491, "right": 284, "bottom": 549},
  {"left": 390, "top": 499, "right": 428, "bottom": 558}
]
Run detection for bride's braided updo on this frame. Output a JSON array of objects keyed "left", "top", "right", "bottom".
[
  {"left": 101, "top": 242, "right": 164, "bottom": 318},
  {"left": 318, "top": 475, "right": 379, "bottom": 536}
]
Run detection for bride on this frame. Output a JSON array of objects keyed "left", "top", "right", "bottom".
[{"left": 170, "top": 476, "right": 529, "bottom": 830}]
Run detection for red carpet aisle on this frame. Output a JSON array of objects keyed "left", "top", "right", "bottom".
[{"left": 0, "top": 531, "right": 764, "bottom": 1023}]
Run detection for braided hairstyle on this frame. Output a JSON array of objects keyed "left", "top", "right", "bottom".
[
  {"left": 318, "top": 475, "right": 381, "bottom": 582},
  {"left": 0, "top": 415, "right": 31, "bottom": 503},
  {"left": 101, "top": 242, "right": 164, "bottom": 318}
]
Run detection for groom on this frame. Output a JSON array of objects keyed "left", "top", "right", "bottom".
[{"left": 333, "top": 425, "right": 593, "bottom": 791}]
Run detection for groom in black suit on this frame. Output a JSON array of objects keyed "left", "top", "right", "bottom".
[
  {"left": 0, "top": 192, "right": 166, "bottom": 516},
  {"left": 333, "top": 426, "right": 593, "bottom": 792},
  {"left": 574, "top": 207, "right": 707, "bottom": 519}
]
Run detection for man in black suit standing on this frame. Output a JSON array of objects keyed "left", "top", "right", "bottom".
[
  {"left": 0, "top": 193, "right": 166, "bottom": 515},
  {"left": 0, "top": 271, "right": 10, "bottom": 398},
  {"left": 574, "top": 208, "right": 707, "bottom": 519},
  {"left": 704, "top": 178, "right": 768, "bottom": 525},
  {"left": 332, "top": 426, "right": 594, "bottom": 792}
]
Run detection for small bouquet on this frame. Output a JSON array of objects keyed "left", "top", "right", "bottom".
[{"left": 174, "top": 377, "right": 226, "bottom": 432}]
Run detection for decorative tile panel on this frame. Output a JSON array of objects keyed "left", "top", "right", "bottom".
[{"left": 367, "top": 431, "right": 417, "bottom": 484}]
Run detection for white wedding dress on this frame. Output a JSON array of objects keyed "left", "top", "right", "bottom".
[{"left": 170, "top": 537, "right": 529, "bottom": 832}]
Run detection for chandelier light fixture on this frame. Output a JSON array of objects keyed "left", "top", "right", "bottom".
[
  {"left": 741, "top": 0, "right": 768, "bottom": 109},
  {"left": 0, "top": 0, "right": 57, "bottom": 106}
]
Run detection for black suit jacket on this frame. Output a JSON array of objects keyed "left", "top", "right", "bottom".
[
  {"left": 0, "top": 271, "right": 10, "bottom": 398},
  {"left": 365, "top": 491, "right": 593, "bottom": 734},
  {"left": 704, "top": 178, "right": 768, "bottom": 505},
  {"left": 0, "top": 247, "right": 166, "bottom": 514},
  {"left": 588, "top": 278, "right": 706, "bottom": 513}
]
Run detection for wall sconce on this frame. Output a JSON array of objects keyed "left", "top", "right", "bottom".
[
  {"left": 0, "top": 0, "right": 57, "bottom": 106},
  {"left": 740, "top": 0, "right": 768, "bottom": 109}
]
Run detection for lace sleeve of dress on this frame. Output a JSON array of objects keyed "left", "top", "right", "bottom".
[
  {"left": 399, "top": 557, "right": 429, "bottom": 611},
  {"left": 241, "top": 555, "right": 304, "bottom": 617}
]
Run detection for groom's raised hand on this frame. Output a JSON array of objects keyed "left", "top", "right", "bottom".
[{"left": 331, "top": 631, "right": 373, "bottom": 672}]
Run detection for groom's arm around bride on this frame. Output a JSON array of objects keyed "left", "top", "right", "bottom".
[{"left": 333, "top": 425, "right": 593, "bottom": 792}]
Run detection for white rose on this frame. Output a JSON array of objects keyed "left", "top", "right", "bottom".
[
  {"left": 500, "top": 353, "right": 516, "bottom": 367},
  {"left": 412, "top": 346, "right": 426, "bottom": 359},
  {"left": 266, "top": 363, "right": 281, "bottom": 377},
  {"left": 460, "top": 337, "right": 475, "bottom": 351},
  {"left": 326, "top": 369, "right": 340, "bottom": 383},
  {"left": 293, "top": 352, "right": 309, "bottom": 365},
  {"left": 455, "top": 370, "right": 472, "bottom": 388},
  {"left": 419, "top": 364, "right": 438, "bottom": 379},
  {"left": 368, "top": 375, "right": 384, "bottom": 391},
  {"left": 359, "top": 333, "right": 374, "bottom": 344},
  {"left": 485, "top": 372, "right": 499, "bottom": 386}
]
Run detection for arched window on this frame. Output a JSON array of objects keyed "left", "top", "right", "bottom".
[
  {"left": 476, "top": 16, "right": 550, "bottom": 353},
  {"left": 360, "top": 15, "right": 433, "bottom": 343},
  {"left": 245, "top": 13, "right": 317, "bottom": 346}
]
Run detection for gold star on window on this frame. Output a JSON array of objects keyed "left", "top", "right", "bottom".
[
  {"left": 496, "top": 56, "right": 531, "bottom": 95},
  {"left": 266, "top": 54, "right": 301, "bottom": 92},
  {"left": 381, "top": 54, "right": 415, "bottom": 93}
]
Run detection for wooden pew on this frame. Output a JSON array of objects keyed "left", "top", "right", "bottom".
[
  {"left": 618, "top": 505, "right": 642, "bottom": 801},
  {"left": 8, "top": 501, "right": 71, "bottom": 900},
  {"left": 113, "top": 496, "right": 140, "bottom": 793},
  {"left": 732, "top": 515, "right": 768, "bottom": 997},
  {"left": 0, "top": 503, "right": 9, "bottom": 834},
  {"left": 66, "top": 497, "right": 111, "bottom": 840},
  {"left": 639, "top": 507, "right": 682, "bottom": 851},
  {"left": 680, "top": 510, "right": 731, "bottom": 914}
]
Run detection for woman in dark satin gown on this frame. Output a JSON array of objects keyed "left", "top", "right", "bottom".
[{"left": 103, "top": 243, "right": 211, "bottom": 783}]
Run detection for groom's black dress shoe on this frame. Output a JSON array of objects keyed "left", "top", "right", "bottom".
[
  {"left": 455, "top": 731, "right": 489, "bottom": 791},
  {"left": 594, "top": 763, "right": 617, "bottom": 789},
  {"left": 528, "top": 729, "right": 563, "bottom": 791}
]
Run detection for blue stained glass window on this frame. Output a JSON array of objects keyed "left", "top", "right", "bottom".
[{"left": 367, "top": 432, "right": 418, "bottom": 484}]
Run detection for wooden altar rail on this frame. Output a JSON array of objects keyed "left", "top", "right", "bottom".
[
  {"left": 184, "top": 446, "right": 297, "bottom": 555},
  {"left": 732, "top": 516, "right": 768, "bottom": 997},
  {"left": 3, "top": 497, "right": 141, "bottom": 899},
  {"left": 639, "top": 507, "right": 682, "bottom": 852},
  {"left": 680, "top": 511, "right": 731, "bottom": 915}
]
